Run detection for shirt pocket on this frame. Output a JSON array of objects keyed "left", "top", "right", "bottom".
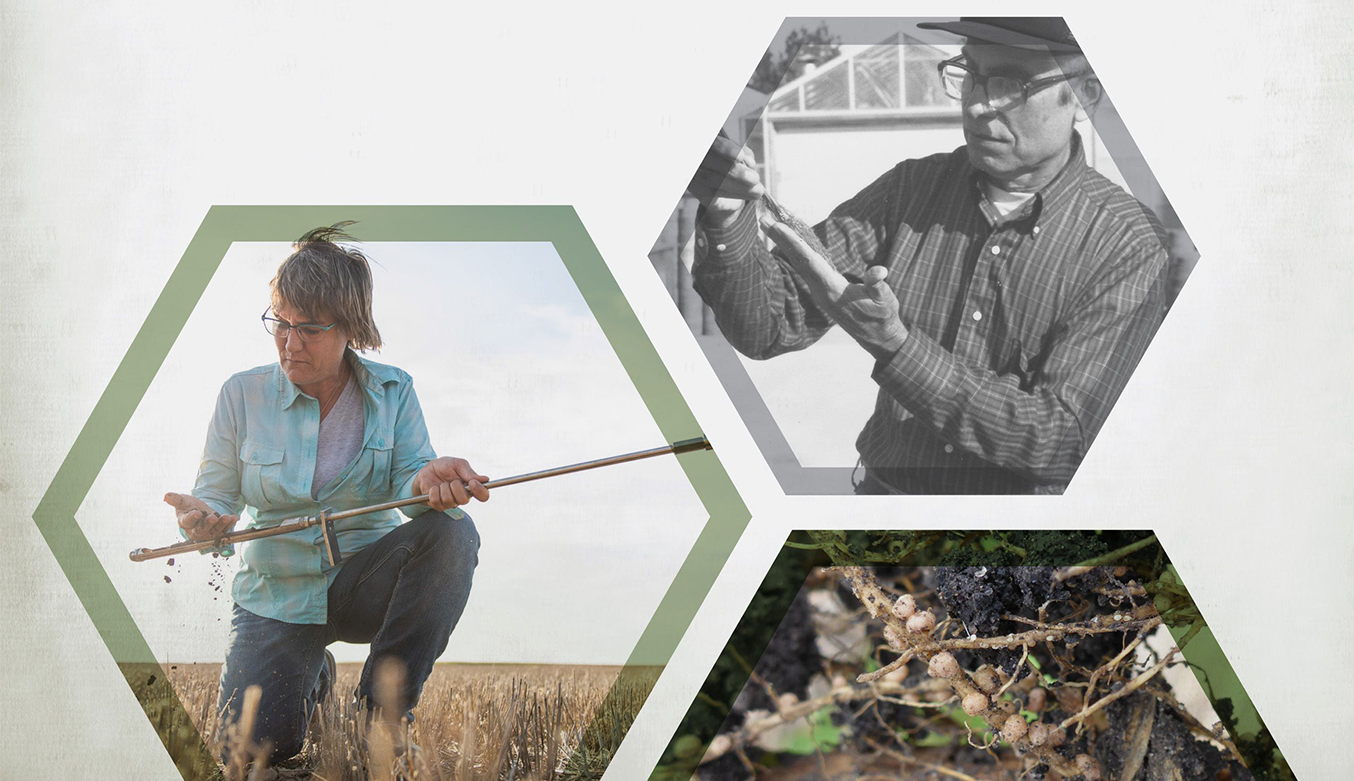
[
  {"left": 990, "top": 266, "right": 1055, "bottom": 391},
  {"left": 239, "top": 440, "right": 285, "bottom": 510},
  {"left": 358, "top": 427, "right": 395, "bottom": 500}
]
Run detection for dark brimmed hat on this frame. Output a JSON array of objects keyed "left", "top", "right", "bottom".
[{"left": 916, "top": 17, "right": 1080, "bottom": 52}]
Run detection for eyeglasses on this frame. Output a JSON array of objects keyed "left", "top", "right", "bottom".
[
  {"left": 937, "top": 56, "right": 1085, "bottom": 112},
  {"left": 261, "top": 308, "right": 339, "bottom": 342}
]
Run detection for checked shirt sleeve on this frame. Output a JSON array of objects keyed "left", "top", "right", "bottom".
[
  {"left": 874, "top": 239, "right": 1169, "bottom": 488},
  {"left": 187, "top": 380, "right": 247, "bottom": 555},
  {"left": 691, "top": 167, "right": 898, "bottom": 360}
]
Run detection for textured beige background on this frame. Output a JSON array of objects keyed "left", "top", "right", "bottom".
[{"left": 2, "top": 1, "right": 1351, "bottom": 779}]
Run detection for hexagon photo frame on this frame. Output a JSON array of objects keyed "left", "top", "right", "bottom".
[
  {"left": 650, "top": 17, "right": 1201, "bottom": 495},
  {"left": 32, "top": 205, "right": 750, "bottom": 779}
]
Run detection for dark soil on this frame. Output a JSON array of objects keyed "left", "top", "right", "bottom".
[
  {"left": 698, "top": 562, "right": 1255, "bottom": 781},
  {"left": 736, "top": 586, "right": 819, "bottom": 713},
  {"left": 1096, "top": 693, "right": 1252, "bottom": 781}
]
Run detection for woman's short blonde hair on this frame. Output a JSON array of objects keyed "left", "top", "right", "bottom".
[{"left": 270, "top": 222, "right": 383, "bottom": 351}]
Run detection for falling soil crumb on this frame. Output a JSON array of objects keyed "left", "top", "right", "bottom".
[
  {"left": 164, "top": 575, "right": 172, "bottom": 583},
  {"left": 206, "top": 556, "right": 229, "bottom": 592},
  {"left": 166, "top": 558, "right": 174, "bottom": 566}
]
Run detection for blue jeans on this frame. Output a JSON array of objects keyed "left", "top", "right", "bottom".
[{"left": 216, "top": 510, "right": 479, "bottom": 763}]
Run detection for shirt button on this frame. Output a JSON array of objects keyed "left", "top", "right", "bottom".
[
  {"left": 715, "top": 243, "right": 727, "bottom": 252},
  {"left": 1032, "top": 225, "right": 1041, "bottom": 235},
  {"left": 972, "top": 310, "right": 983, "bottom": 322},
  {"left": 944, "top": 444, "right": 955, "bottom": 454},
  {"left": 695, "top": 234, "right": 707, "bottom": 250},
  {"left": 990, "top": 245, "right": 1001, "bottom": 255}
]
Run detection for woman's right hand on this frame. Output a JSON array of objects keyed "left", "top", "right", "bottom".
[
  {"left": 164, "top": 492, "right": 239, "bottom": 541},
  {"left": 413, "top": 457, "right": 490, "bottom": 512}
]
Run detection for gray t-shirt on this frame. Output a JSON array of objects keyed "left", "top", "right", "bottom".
[{"left": 311, "top": 375, "right": 365, "bottom": 500}]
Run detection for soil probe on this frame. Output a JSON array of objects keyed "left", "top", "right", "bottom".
[{"left": 130, "top": 436, "right": 712, "bottom": 565}]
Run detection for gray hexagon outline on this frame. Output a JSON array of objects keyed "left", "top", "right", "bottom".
[{"left": 653, "top": 17, "right": 1195, "bottom": 494}]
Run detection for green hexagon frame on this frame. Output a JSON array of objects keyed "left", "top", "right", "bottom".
[{"left": 31, "top": 205, "right": 751, "bottom": 779}]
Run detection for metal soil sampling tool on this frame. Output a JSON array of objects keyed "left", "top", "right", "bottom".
[{"left": 130, "top": 436, "right": 713, "bottom": 566}]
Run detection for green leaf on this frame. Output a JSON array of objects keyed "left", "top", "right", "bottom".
[
  {"left": 908, "top": 729, "right": 955, "bottom": 748},
  {"left": 783, "top": 707, "right": 845, "bottom": 755},
  {"left": 946, "top": 705, "right": 989, "bottom": 734}
]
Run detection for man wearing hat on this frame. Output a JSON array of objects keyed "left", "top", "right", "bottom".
[{"left": 688, "top": 17, "right": 1170, "bottom": 494}]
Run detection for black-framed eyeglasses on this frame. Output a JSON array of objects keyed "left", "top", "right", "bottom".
[
  {"left": 261, "top": 308, "right": 339, "bottom": 342},
  {"left": 937, "top": 56, "right": 1086, "bottom": 112}
]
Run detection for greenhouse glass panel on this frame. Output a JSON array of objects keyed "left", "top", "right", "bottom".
[
  {"left": 769, "top": 90, "right": 800, "bottom": 114},
  {"left": 852, "top": 45, "right": 901, "bottom": 109},
  {"left": 803, "top": 62, "right": 849, "bottom": 111},
  {"left": 904, "top": 44, "right": 955, "bottom": 107}
]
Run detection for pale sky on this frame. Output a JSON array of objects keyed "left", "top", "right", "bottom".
[{"left": 81, "top": 241, "right": 706, "bottom": 665}]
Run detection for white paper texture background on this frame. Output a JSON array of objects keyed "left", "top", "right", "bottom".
[{"left": 2, "top": 2, "right": 1350, "bottom": 779}]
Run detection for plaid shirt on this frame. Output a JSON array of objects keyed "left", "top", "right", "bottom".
[
  {"left": 693, "top": 133, "right": 1169, "bottom": 494},
  {"left": 193, "top": 350, "right": 459, "bottom": 624}
]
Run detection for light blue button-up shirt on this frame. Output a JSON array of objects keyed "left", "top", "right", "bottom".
[{"left": 193, "top": 349, "right": 459, "bottom": 624}]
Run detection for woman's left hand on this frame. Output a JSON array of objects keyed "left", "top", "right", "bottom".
[{"left": 413, "top": 457, "right": 490, "bottom": 511}]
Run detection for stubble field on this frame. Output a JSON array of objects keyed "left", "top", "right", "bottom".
[{"left": 131, "top": 661, "right": 659, "bottom": 781}]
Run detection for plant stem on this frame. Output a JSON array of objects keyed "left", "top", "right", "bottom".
[{"left": 1072, "top": 534, "right": 1158, "bottom": 568}]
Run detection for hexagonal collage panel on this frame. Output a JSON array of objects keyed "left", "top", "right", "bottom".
[
  {"left": 651, "top": 531, "right": 1289, "bottom": 781},
  {"left": 33, "top": 206, "right": 749, "bottom": 779},
  {"left": 651, "top": 17, "right": 1200, "bottom": 495}
]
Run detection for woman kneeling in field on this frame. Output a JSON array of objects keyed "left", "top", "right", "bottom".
[{"left": 164, "top": 224, "right": 488, "bottom": 764}]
